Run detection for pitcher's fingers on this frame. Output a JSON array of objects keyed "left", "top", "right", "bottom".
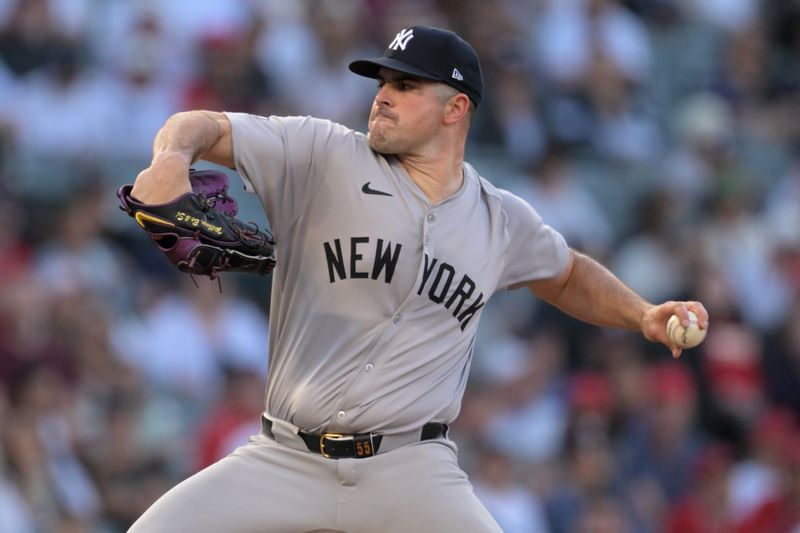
[
  {"left": 686, "top": 301, "right": 709, "bottom": 329},
  {"left": 672, "top": 302, "right": 692, "bottom": 327},
  {"left": 671, "top": 345, "right": 683, "bottom": 359}
]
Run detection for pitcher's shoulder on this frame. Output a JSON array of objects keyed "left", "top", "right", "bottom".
[
  {"left": 289, "top": 117, "right": 378, "bottom": 158},
  {"left": 466, "top": 165, "right": 527, "bottom": 211}
]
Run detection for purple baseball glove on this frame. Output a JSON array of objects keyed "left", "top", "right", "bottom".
[{"left": 117, "top": 169, "right": 276, "bottom": 279}]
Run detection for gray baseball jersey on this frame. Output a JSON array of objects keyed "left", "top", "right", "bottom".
[
  {"left": 129, "top": 114, "right": 570, "bottom": 532},
  {"left": 226, "top": 112, "right": 569, "bottom": 436}
]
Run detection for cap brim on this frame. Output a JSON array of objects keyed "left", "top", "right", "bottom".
[{"left": 348, "top": 57, "right": 442, "bottom": 82}]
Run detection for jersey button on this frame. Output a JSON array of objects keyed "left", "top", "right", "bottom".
[
  {"left": 336, "top": 411, "right": 346, "bottom": 420},
  {"left": 392, "top": 315, "right": 401, "bottom": 324},
  {"left": 426, "top": 213, "right": 436, "bottom": 223},
  {"left": 365, "top": 363, "right": 374, "bottom": 373}
]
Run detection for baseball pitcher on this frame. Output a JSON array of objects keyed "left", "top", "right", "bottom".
[{"left": 123, "top": 26, "right": 709, "bottom": 532}]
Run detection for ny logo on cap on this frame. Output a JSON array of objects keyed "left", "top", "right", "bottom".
[{"left": 389, "top": 28, "right": 414, "bottom": 51}]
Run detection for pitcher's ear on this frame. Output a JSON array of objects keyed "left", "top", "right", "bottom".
[{"left": 443, "top": 93, "right": 470, "bottom": 125}]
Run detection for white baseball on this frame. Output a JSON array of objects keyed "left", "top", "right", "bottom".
[{"left": 666, "top": 311, "right": 706, "bottom": 348}]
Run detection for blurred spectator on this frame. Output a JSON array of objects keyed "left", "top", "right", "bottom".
[
  {"left": 195, "top": 367, "right": 264, "bottom": 469},
  {"left": 585, "top": 50, "right": 661, "bottom": 163},
  {"left": 3, "top": 44, "right": 119, "bottom": 159},
  {"left": 4, "top": 362, "right": 101, "bottom": 531},
  {"left": 0, "top": 196, "right": 32, "bottom": 287},
  {"left": 0, "top": 272, "right": 71, "bottom": 388},
  {"left": 182, "top": 23, "right": 273, "bottom": 114},
  {"left": 112, "top": 276, "right": 269, "bottom": 405},
  {"left": 252, "top": 1, "right": 321, "bottom": 110},
  {"left": 83, "top": 373, "right": 179, "bottom": 530},
  {"left": 534, "top": 0, "right": 651, "bottom": 86},
  {"left": 611, "top": 190, "right": 687, "bottom": 303},
  {"left": 734, "top": 431, "right": 800, "bottom": 533},
  {"left": 711, "top": 21, "right": 770, "bottom": 110},
  {"left": 687, "top": 262, "right": 741, "bottom": 326},
  {"left": 490, "top": 66, "right": 547, "bottom": 168},
  {"left": 545, "top": 414, "right": 632, "bottom": 533},
  {"left": 0, "top": 381, "right": 37, "bottom": 533},
  {"left": 575, "top": 493, "right": 634, "bottom": 533},
  {"left": 0, "top": 476, "right": 35, "bottom": 533},
  {"left": 512, "top": 144, "right": 614, "bottom": 258},
  {"left": 0, "top": 0, "right": 72, "bottom": 77},
  {"left": 617, "top": 362, "right": 705, "bottom": 503},
  {"left": 698, "top": 173, "right": 794, "bottom": 331},
  {"left": 763, "top": 301, "right": 800, "bottom": 415},
  {"left": 33, "top": 179, "right": 129, "bottom": 305},
  {"left": 662, "top": 92, "right": 736, "bottom": 213},
  {"left": 533, "top": 0, "right": 652, "bottom": 146},
  {"left": 271, "top": 0, "right": 376, "bottom": 128},
  {"left": 101, "top": 12, "right": 182, "bottom": 160},
  {"left": 701, "top": 322, "right": 767, "bottom": 427},
  {"left": 606, "top": 341, "right": 651, "bottom": 422},
  {"left": 729, "top": 407, "right": 798, "bottom": 524},
  {"left": 377, "top": 0, "right": 450, "bottom": 42},
  {"left": 482, "top": 332, "right": 569, "bottom": 464},
  {"left": 472, "top": 445, "right": 550, "bottom": 533},
  {"left": 664, "top": 442, "right": 736, "bottom": 533},
  {"left": 764, "top": 153, "right": 800, "bottom": 293},
  {"left": 567, "top": 371, "right": 615, "bottom": 419},
  {"left": 677, "top": 0, "right": 759, "bottom": 33}
]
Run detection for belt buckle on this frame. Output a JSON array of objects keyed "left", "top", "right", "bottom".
[{"left": 320, "top": 433, "right": 352, "bottom": 458}]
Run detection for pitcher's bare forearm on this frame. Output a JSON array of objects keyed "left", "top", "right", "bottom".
[
  {"left": 527, "top": 250, "right": 652, "bottom": 331},
  {"left": 527, "top": 249, "right": 709, "bottom": 358},
  {"left": 131, "top": 111, "right": 233, "bottom": 204}
]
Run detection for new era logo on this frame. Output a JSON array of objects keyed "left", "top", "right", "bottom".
[
  {"left": 389, "top": 29, "right": 414, "bottom": 51},
  {"left": 451, "top": 68, "right": 463, "bottom": 81}
]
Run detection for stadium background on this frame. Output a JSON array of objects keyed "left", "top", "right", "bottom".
[{"left": 0, "top": 0, "right": 799, "bottom": 531}]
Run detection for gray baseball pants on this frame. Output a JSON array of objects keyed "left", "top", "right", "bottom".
[{"left": 128, "top": 416, "right": 502, "bottom": 532}]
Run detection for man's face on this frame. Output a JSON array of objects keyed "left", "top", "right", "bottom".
[{"left": 367, "top": 68, "right": 446, "bottom": 155}]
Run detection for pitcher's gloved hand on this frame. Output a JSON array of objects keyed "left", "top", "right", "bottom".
[{"left": 118, "top": 169, "right": 276, "bottom": 279}]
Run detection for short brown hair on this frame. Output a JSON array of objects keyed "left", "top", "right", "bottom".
[{"left": 435, "top": 84, "right": 475, "bottom": 118}]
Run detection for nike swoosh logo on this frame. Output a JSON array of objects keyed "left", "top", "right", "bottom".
[
  {"left": 362, "top": 182, "right": 393, "bottom": 197},
  {"left": 135, "top": 211, "right": 175, "bottom": 229}
]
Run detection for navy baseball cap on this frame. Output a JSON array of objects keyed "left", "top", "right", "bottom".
[{"left": 349, "top": 26, "right": 484, "bottom": 107}]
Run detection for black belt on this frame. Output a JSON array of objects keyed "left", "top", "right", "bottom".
[{"left": 298, "top": 422, "right": 448, "bottom": 459}]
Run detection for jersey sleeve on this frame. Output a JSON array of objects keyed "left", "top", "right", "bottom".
[
  {"left": 498, "top": 189, "right": 570, "bottom": 289},
  {"left": 224, "top": 113, "right": 344, "bottom": 240}
]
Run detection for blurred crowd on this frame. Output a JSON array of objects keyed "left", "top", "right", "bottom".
[{"left": 0, "top": 0, "right": 799, "bottom": 531}]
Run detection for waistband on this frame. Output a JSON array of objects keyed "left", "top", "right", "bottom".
[{"left": 260, "top": 414, "right": 448, "bottom": 459}]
